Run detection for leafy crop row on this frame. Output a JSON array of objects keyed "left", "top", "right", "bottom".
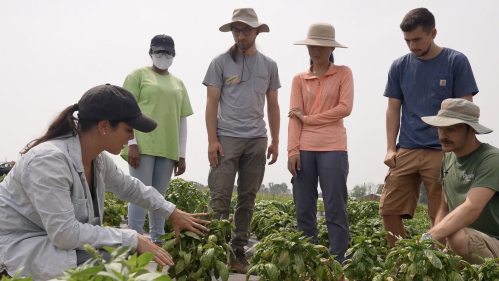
[{"left": 157, "top": 220, "right": 235, "bottom": 281}]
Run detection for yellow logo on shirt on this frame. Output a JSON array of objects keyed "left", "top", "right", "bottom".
[{"left": 226, "top": 75, "right": 239, "bottom": 85}]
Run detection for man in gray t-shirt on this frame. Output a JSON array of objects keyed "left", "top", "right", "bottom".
[{"left": 202, "top": 8, "right": 281, "bottom": 273}]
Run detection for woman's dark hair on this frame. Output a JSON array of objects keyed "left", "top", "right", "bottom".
[
  {"left": 310, "top": 53, "right": 334, "bottom": 65},
  {"left": 400, "top": 8, "right": 435, "bottom": 34},
  {"left": 21, "top": 105, "right": 119, "bottom": 155}
]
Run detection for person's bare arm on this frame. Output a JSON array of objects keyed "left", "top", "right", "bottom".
[
  {"left": 205, "top": 86, "right": 224, "bottom": 167},
  {"left": 431, "top": 191, "right": 450, "bottom": 246},
  {"left": 434, "top": 191, "right": 450, "bottom": 226},
  {"left": 460, "top": 94, "right": 473, "bottom": 102},
  {"left": 428, "top": 187, "right": 495, "bottom": 241},
  {"left": 384, "top": 98, "right": 402, "bottom": 168},
  {"left": 266, "top": 89, "right": 280, "bottom": 165}
]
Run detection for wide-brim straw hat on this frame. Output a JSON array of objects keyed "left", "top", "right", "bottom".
[
  {"left": 294, "top": 22, "right": 346, "bottom": 48},
  {"left": 421, "top": 98, "right": 492, "bottom": 134},
  {"left": 219, "top": 8, "right": 269, "bottom": 33}
]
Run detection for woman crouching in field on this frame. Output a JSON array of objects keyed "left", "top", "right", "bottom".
[{"left": 0, "top": 84, "right": 209, "bottom": 280}]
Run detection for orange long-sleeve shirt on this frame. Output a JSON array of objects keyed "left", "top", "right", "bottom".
[{"left": 287, "top": 63, "right": 354, "bottom": 157}]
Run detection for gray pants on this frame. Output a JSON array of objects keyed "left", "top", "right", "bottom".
[
  {"left": 208, "top": 136, "right": 267, "bottom": 249},
  {"left": 292, "top": 150, "right": 349, "bottom": 263}
]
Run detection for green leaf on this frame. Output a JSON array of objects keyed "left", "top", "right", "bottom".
[
  {"left": 448, "top": 271, "right": 464, "bottom": 281},
  {"left": 175, "top": 259, "right": 185, "bottom": 274},
  {"left": 424, "top": 249, "right": 442, "bottom": 269},
  {"left": 137, "top": 252, "right": 156, "bottom": 267},
  {"left": 201, "top": 248, "right": 215, "bottom": 270},
  {"left": 133, "top": 272, "right": 163, "bottom": 281},
  {"left": 264, "top": 263, "right": 279, "bottom": 281},
  {"left": 184, "top": 230, "right": 201, "bottom": 240},
  {"left": 154, "top": 275, "right": 173, "bottom": 281},
  {"left": 96, "top": 271, "right": 121, "bottom": 281}
]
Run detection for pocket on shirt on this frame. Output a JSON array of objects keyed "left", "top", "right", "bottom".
[
  {"left": 255, "top": 77, "right": 270, "bottom": 95},
  {"left": 72, "top": 198, "right": 87, "bottom": 205},
  {"left": 430, "top": 74, "right": 453, "bottom": 100}
]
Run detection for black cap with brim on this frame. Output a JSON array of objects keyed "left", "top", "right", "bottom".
[{"left": 125, "top": 114, "right": 158, "bottom": 133}]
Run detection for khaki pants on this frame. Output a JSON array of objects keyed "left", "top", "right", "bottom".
[
  {"left": 456, "top": 228, "right": 499, "bottom": 264},
  {"left": 208, "top": 136, "right": 267, "bottom": 249},
  {"left": 379, "top": 148, "right": 443, "bottom": 219}
]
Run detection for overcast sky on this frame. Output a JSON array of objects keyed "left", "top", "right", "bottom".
[{"left": 1, "top": 0, "right": 499, "bottom": 191}]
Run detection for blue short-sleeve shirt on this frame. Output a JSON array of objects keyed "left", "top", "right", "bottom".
[{"left": 384, "top": 48, "right": 479, "bottom": 149}]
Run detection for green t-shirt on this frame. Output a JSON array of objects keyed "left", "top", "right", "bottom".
[
  {"left": 440, "top": 143, "right": 499, "bottom": 239},
  {"left": 120, "top": 66, "right": 193, "bottom": 161}
]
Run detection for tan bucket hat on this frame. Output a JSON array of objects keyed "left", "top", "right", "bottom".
[
  {"left": 294, "top": 23, "right": 347, "bottom": 48},
  {"left": 219, "top": 8, "right": 269, "bottom": 33},
  {"left": 421, "top": 99, "right": 492, "bottom": 134}
]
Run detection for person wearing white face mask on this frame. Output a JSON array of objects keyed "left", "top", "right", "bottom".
[{"left": 120, "top": 34, "right": 193, "bottom": 244}]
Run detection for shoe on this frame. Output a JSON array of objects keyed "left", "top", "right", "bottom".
[{"left": 228, "top": 247, "right": 250, "bottom": 274}]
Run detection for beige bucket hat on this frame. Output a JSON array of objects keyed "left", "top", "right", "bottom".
[
  {"left": 219, "top": 8, "right": 269, "bottom": 33},
  {"left": 421, "top": 99, "right": 492, "bottom": 134},
  {"left": 294, "top": 23, "right": 347, "bottom": 48}
]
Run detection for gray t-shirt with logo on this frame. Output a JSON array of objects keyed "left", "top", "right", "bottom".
[{"left": 203, "top": 50, "right": 281, "bottom": 138}]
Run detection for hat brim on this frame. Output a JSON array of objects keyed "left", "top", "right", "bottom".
[
  {"left": 151, "top": 45, "right": 175, "bottom": 54},
  {"left": 294, "top": 38, "right": 347, "bottom": 48},
  {"left": 421, "top": 116, "right": 493, "bottom": 134},
  {"left": 219, "top": 21, "right": 269, "bottom": 33},
  {"left": 125, "top": 114, "right": 158, "bottom": 133}
]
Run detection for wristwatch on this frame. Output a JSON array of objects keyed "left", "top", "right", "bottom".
[{"left": 421, "top": 233, "right": 433, "bottom": 241}]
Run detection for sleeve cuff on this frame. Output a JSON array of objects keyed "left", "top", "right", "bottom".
[
  {"left": 288, "top": 150, "right": 300, "bottom": 158},
  {"left": 121, "top": 229, "right": 138, "bottom": 252},
  {"left": 128, "top": 138, "right": 137, "bottom": 146},
  {"left": 161, "top": 202, "right": 177, "bottom": 220}
]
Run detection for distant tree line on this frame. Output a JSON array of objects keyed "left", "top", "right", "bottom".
[{"left": 349, "top": 182, "right": 428, "bottom": 204}]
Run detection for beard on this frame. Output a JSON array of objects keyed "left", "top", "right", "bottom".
[
  {"left": 416, "top": 42, "right": 432, "bottom": 57},
  {"left": 236, "top": 38, "right": 256, "bottom": 52}
]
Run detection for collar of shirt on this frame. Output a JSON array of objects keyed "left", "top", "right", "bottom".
[
  {"left": 65, "top": 134, "right": 84, "bottom": 173},
  {"left": 66, "top": 134, "right": 104, "bottom": 174},
  {"left": 304, "top": 62, "right": 338, "bottom": 80}
]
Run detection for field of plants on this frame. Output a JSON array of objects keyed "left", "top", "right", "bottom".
[{"left": 2, "top": 177, "right": 499, "bottom": 280}]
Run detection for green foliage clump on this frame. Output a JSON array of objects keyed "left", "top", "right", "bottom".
[
  {"left": 158, "top": 220, "right": 235, "bottom": 281},
  {"left": 342, "top": 231, "right": 391, "bottom": 281},
  {"left": 102, "top": 193, "right": 128, "bottom": 227},
  {"left": 382, "top": 239, "right": 472, "bottom": 280},
  {"left": 251, "top": 201, "right": 297, "bottom": 239},
  {"left": 404, "top": 205, "right": 431, "bottom": 240},
  {"left": 52, "top": 245, "right": 173, "bottom": 281},
  {"left": 165, "top": 179, "right": 210, "bottom": 214},
  {"left": 317, "top": 200, "right": 325, "bottom": 214},
  {"left": 0, "top": 174, "right": 6, "bottom": 183},
  {"left": 1, "top": 268, "right": 32, "bottom": 281},
  {"left": 347, "top": 198, "right": 380, "bottom": 226},
  {"left": 471, "top": 256, "right": 499, "bottom": 280},
  {"left": 247, "top": 231, "right": 343, "bottom": 281}
]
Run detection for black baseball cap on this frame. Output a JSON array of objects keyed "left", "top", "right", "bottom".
[
  {"left": 78, "top": 84, "right": 157, "bottom": 133},
  {"left": 150, "top": 34, "right": 175, "bottom": 54}
]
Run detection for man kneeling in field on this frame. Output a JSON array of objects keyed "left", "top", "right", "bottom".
[{"left": 420, "top": 98, "right": 499, "bottom": 264}]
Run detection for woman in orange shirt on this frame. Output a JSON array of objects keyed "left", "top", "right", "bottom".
[{"left": 288, "top": 23, "right": 354, "bottom": 264}]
